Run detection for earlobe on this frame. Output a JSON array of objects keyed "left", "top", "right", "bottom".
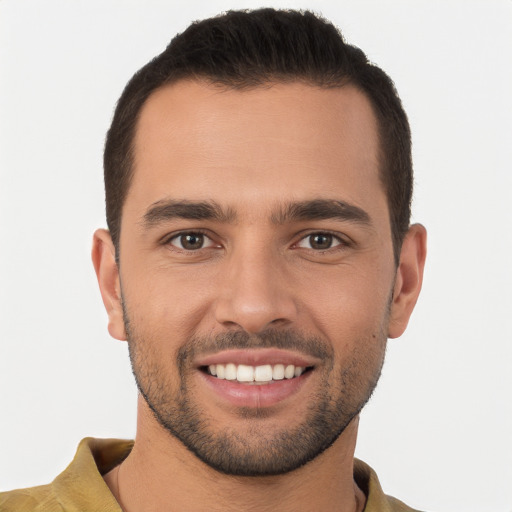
[
  {"left": 91, "top": 229, "right": 127, "bottom": 341},
  {"left": 388, "top": 224, "right": 427, "bottom": 339}
]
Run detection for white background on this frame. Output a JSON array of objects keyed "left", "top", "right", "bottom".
[{"left": 1, "top": 1, "right": 511, "bottom": 511}]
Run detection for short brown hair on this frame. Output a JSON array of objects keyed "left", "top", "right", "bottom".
[{"left": 104, "top": 8, "right": 412, "bottom": 263}]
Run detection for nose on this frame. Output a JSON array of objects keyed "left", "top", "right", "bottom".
[{"left": 214, "top": 245, "right": 298, "bottom": 334}]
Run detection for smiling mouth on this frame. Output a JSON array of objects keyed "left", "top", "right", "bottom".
[{"left": 202, "top": 363, "right": 313, "bottom": 384}]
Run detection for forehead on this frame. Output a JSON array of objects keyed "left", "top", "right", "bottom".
[{"left": 127, "top": 80, "right": 384, "bottom": 223}]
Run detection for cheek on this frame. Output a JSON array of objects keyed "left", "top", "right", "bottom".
[
  {"left": 298, "top": 262, "right": 394, "bottom": 340},
  {"left": 122, "top": 266, "right": 215, "bottom": 348}
]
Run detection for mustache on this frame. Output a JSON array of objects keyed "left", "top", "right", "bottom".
[{"left": 178, "top": 329, "right": 333, "bottom": 366}]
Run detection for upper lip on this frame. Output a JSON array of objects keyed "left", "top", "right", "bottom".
[{"left": 194, "top": 349, "right": 319, "bottom": 368}]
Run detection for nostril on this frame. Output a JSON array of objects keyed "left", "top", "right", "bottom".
[{"left": 269, "top": 318, "right": 291, "bottom": 327}]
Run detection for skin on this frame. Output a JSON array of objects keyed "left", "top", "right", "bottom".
[{"left": 93, "top": 81, "right": 426, "bottom": 511}]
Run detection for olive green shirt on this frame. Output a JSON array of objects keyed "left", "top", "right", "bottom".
[{"left": 0, "top": 438, "right": 423, "bottom": 511}]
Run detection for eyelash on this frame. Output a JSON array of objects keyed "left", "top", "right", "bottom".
[
  {"left": 163, "top": 230, "right": 217, "bottom": 251},
  {"left": 294, "top": 231, "right": 349, "bottom": 251},
  {"left": 162, "top": 230, "right": 350, "bottom": 253}
]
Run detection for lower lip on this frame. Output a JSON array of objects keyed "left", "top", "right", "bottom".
[{"left": 199, "top": 371, "right": 312, "bottom": 408}]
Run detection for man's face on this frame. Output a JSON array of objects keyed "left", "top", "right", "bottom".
[{"left": 116, "top": 81, "right": 399, "bottom": 475}]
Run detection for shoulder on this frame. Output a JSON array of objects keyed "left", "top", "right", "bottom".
[
  {"left": 354, "top": 459, "right": 425, "bottom": 512},
  {"left": 0, "top": 438, "right": 132, "bottom": 512},
  {"left": 0, "top": 484, "right": 62, "bottom": 512}
]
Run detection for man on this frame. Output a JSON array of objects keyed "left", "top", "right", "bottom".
[{"left": 1, "top": 8, "right": 426, "bottom": 512}]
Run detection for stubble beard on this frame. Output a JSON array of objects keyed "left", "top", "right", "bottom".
[{"left": 124, "top": 308, "right": 387, "bottom": 477}]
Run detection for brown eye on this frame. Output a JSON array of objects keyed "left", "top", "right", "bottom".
[
  {"left": 169, "top": 232, "right": 215, "bottom": 251},
  {"left": 309, "top": 234, "right": 332, "bottom": 250},
  {"left": 297, "top": 233, "right": 342, "bottom": 250},
  {"left": 180, "top": 234, "right": 204, "bottom": 250}
]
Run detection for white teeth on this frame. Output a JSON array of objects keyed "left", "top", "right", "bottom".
[
  {"left": 272, "top": 364, "right": 285, "bottom": 380},
  {"left": 225, "top": 363, "right": 237, "bottom": 380},
  {"left": 216, "top": 364, "right": 225, "bottom": 379},
  {"left": 207, "top": 363, "right": 306, "bottom": 382},
  {"left": 254, "top": 365, "right": 273, "bottom": 382},
  {"left": 284, "top": 364, "right": 295, "bottom": 379},
  {"left": 236, "top": 364, "right": 254, "bottom": 382}
]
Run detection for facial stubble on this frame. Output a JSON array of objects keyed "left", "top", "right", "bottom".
[{"left": 123, "top": 302, "right": 388, "bottom": 477}]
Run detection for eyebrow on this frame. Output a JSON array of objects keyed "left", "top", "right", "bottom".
[
  {"left": 271, "top": 199, "right": 372, "bottom": 226},
  {"left": 142, "top": 199, "right": 236, "bottom": 227},
  {"left": 141, "top": 198, "right": 371, "bottom": 228}
]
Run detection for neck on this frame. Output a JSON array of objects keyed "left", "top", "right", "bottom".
[{"left": 104, "top": 398, "right": 366, "bottom": 512}]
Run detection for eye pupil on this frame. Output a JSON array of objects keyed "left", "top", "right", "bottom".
[
  {"left": 310, "top": 234, "right": 332, "bottom": 249},
  {"left": 181, "top": 233, "right": 204, "bottom": 250}
]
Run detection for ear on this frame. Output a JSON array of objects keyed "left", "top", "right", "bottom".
[
  {"left": 91, "top": 229, "right": 127, "bottom": 341},
  {"left": 388, "top": 224, "right": 427, "bottom": 339}
]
